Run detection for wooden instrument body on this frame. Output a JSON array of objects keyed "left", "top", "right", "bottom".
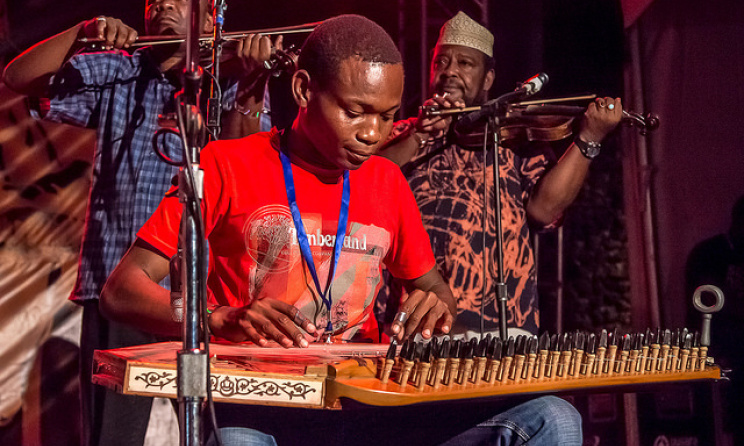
[
  {"left": 93, "top": 341, "right": 722, "bottom": 410},
  {"left": 93, "top": 342, "right": 387, "bottom": 409}
]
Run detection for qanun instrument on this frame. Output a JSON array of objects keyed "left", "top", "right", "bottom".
[{"left": 92, "top": 327, "right": 723, "bottom": 409}]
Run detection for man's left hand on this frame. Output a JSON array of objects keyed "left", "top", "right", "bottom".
[
  {"left": 235, "top": 34, "right": 283, "bottom": 82},
  {"left": 578, "top": 97, "right": 623, "bottom": 142}
]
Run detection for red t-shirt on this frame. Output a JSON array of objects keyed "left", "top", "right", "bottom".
[{"left": 138, "top": 129, "right": 435, "bottom": 341}]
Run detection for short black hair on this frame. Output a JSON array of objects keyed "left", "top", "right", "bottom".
[{"left": 298, "top": 15, "right": 402, "bottom": 90}]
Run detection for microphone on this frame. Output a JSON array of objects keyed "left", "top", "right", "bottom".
[
  {"left": 494, "top": 72, "right": 549, "bottom": 105},
  {"left": 516, "top": 72, "right": 549, "bottom": 97},
  {"left": 455, "top": 72, "right": 549, "bottom": 132}
]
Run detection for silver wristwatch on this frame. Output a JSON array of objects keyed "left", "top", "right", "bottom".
[{"left": 575, "top": 137, "right": 601, "bottom": 159}]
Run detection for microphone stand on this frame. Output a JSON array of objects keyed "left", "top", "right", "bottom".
[
  {"left": 485, "top": 92, "right": 526, "bottom": 341},
  {"left": 463, "top": 88, "right": 536, "bottom": 341},
  {"left": 480, "top": 103, "right": 509, "bottom": 341},
  {"left": 177, "top": 0, "right": 208, "bottom": 444},
  {"left": 427, "top": 74, "right": 548, "bottom": 339}
]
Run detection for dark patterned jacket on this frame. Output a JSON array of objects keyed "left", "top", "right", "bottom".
[{"left": 385, "top": 118, "right": 559, "bottom": 336}]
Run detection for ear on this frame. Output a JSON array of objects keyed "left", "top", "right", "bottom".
[
  {"left": 292, "top": 70, "right": 312, "bottom": 109},
  {"left": 483, "top": 69, "right": 495, "bottom": 93}
]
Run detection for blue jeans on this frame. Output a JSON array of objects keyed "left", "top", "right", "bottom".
[
  {"left": 439, "top": 396, "right": 582, "bottom": 445},
  {"left": 206, "top": 427, "right": 277, "bottom": 446},
  {"left": 209, "top": 395, "right": 581, "bottom": 445}
]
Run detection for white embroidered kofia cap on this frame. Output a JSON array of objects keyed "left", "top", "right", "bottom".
[{"left": 436, "top": 11, "right": 494, "bottom": 58}]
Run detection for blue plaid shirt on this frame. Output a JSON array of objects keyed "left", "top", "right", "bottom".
[{"left": 46, "top": 48, "right": 257, "bottom": 301}]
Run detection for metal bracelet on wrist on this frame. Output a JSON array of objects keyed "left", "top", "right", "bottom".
[{"left": 234, "top": 102, "right": 270, "bottom": 118}]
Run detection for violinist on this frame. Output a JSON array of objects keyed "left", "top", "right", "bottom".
[
  {"left": 378, "top": 11, "right": 623, "bottom": 339},
  {"left": 2, "top": 0, "right": 279, "bottom": 445}
]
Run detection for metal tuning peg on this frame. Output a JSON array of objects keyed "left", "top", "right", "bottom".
[{"left": 692, "top": 284, "right": 725, "bottom": 347}]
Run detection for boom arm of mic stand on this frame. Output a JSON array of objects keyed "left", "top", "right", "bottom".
[{"left": 445, "top": 93, "right": 523, "bottom": 134}]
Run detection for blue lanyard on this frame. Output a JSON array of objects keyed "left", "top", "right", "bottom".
[{"left": 279, "top": 144, "right": 350, "bottom": 333}]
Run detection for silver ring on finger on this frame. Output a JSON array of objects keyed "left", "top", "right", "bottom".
[
  {"left": 293, "top": 310, "right": 310, "bottom": 327},
  {"left": 608, "top": 103, "right": 615, "bottom": 110},
  {"left": 394, "top": 311, "right": 408, "bottom": 324}
]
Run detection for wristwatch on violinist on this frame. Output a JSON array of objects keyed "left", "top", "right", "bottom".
[{"left": 574, "top": 137, "right": 601, "bottom": 159}]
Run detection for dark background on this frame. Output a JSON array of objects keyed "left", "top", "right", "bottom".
[{"left": 1, "top": 0, "right": 625, "bottom": 118}]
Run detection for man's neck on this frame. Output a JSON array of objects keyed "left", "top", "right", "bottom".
[
  {"left": 284, "top": 125, "right": 345, "bottom": 184},
  {"left": 471, "top": 94, "right": 489, "bottom": 107},
  {"left": 150, "top": 45, "right": 188, "bottom": 74}
]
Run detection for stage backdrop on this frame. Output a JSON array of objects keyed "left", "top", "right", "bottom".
[
  {"left": 625, "top": 0, "right": 744, "bottom": 328},
  {"left": 0, "top": 85, "right": 92, "bottom": 426}
]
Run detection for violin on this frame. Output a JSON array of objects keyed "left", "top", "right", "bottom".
[
  {"left": 77, "top": 21, "right": 320, "bottom": 49},
  {"left": 422, "top": 94, "right": 660, "bottom": 150},
  {"left": 78, "top": 22, "right": 310, "bottom": 79}
]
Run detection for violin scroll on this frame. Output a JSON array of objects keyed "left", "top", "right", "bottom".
[
  {"left": 622, "top": 111, "right": 659, "bottom": 135},
  {"left": 264, "top": 44, "right": 300, "bottom": 77}
]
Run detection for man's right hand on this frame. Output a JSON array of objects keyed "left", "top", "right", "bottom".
[
  {"left": 81, "top": 16, "right": 138, "bottom": 50},
  {"left": 414, "top": 92, "right": 465, "bottom": 141},
  {"left": 3, "top": 16, "right": 138, "bottom": 96},
  {"left": 208, "top": 299, "right": 317, "bottom": 348},
  {"left": 377, "top": 92, "right": 466, "bottom": 166}
]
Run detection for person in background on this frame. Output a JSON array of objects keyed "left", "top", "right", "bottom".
[
  {"left": 2, "top": 0, "right": 277, "bottom": 444},
  {"left": 379, "top": 11, "right": 623, "bottom": 339},
  {"left": 685, "top": 194, "right": 744, "bottom": 444}
]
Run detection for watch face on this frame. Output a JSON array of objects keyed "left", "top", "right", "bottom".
[
  {"left": 585, "top": 142, "right": 600, "bottom": 157},
  {"left": 578, "top": 139, "right": 601, "bottom": 159}
]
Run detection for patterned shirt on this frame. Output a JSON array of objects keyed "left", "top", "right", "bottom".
[
  {"left": 46, "top": 48, "right": 241, "bottom": 301},
  {"left": 393, "top": 119, "right": 557, "bottom": 335}
]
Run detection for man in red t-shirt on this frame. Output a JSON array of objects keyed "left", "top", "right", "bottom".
[
  {"left": 100, "top": 15, "right": 456, "bottom": 348},
  {"left": 101, "top": 15, "right": 581, "bottom": 446}
]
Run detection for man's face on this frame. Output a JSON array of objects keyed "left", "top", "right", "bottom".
[
  {"left": 429, "top": 44, "right": 494, "bottom": 106},
  {"left": 145, "top": 0, "right": 211, "bottom": 36},
  {"left": 301, "top": 58, "right": 404, "bottom": 172}
]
